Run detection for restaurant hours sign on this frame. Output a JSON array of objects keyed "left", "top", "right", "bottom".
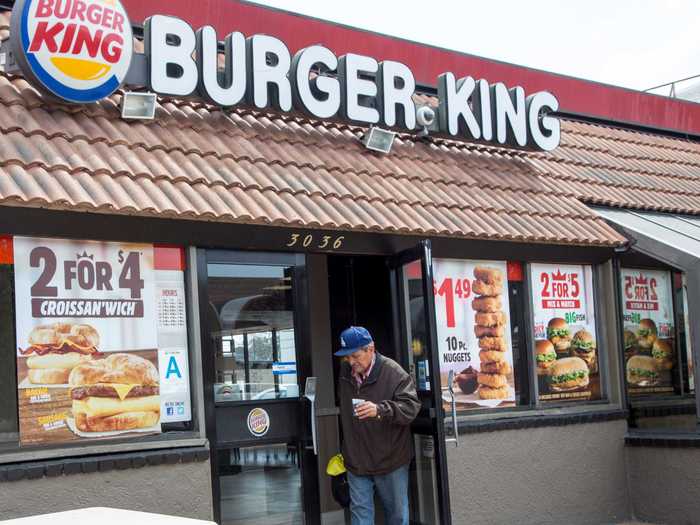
[{"left": 8, "top": 0, "right": 560, "bottom": 151}]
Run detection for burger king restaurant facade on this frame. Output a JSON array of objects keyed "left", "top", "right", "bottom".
[{"left": 1, "top": 1, "right": 700, "bottom": 524}]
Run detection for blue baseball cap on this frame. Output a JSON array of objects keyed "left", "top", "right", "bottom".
[{"left": 335, "top": 326, "right": 373, "bottom": 356}]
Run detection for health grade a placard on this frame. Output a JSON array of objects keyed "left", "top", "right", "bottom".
[
  {"left": 433, "top": 259, "right": 515, "bottom": 411},
  {"left": 12, "top": 236, "right": 191, "bottom": 446}
]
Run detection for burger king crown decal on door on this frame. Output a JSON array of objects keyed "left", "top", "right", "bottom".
[{"left": 10, "top": 0, "right": 133, "bottom": 103}]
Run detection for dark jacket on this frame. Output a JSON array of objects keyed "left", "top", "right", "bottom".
[{"left": 338, "top": 352, "right": 420, "bottom": 476}]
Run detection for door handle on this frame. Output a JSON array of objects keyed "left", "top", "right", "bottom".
[
  {"left": 303, "top": 377, "right": 318, "bottom": 455},
  {"left": 445, "top": 370, "right": 459, "bottom": 447}
]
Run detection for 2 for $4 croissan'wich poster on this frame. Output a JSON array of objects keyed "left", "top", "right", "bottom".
[
  {"left": 530, "top": 264, "right": 600, "bottom": 402},
  {"left": 13, "top": 236, "right": 191, "bottom": 446},
  {"left": 434, "top": 259, "right": 515, "bottom": 411}
]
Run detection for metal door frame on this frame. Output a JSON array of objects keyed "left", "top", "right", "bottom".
[
  {"left": 197, "top": 249, "right": 320, "bottom": 525},
  {"left": 388, "top": 239, "right": 452, "bottom": 525}
]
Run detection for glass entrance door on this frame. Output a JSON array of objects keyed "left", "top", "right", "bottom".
[
  {"left": 201, "top": 251, "right": 319, "bottom": 525},
  {"left": 389, "top": 240, "right": 452, "bottom": 525}
]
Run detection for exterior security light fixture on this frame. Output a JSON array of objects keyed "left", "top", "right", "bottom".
[
  {"left": 415, "top": 105, "right": 436, "bottom": 137},
  {"left": 362, "top": 126, "right": 396, "bottom": 154},
  {"left": 121, "top": 92, "right": 157, "bottom": 120}
]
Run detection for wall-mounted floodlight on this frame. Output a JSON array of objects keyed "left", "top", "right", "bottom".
[
  {"left": 362, "top": 126, "right": 396, "bottom": 154},
  {"left": 121, "top": 92, "right": 157, "bottom": 120},
  {"left": 415, "top": 105, "right": 436, "bottom": 137}
]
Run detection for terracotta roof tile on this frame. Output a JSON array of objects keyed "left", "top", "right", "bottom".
[{"left": 538, "top": 119, "right": 700, "bottom": 214}]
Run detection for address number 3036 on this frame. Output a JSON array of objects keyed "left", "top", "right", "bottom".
[{"left": 286, "top": 233, "right": 345, "bottom": 250}]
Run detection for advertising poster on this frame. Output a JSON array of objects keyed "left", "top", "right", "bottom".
[
  {"left": 620, "top": 268, "right": 675, "bottom": 396},
  {"left": 530, "top": 264, "right": 600, "bottom": 402},
  {"left": 13, "top": 236, "right": 191, "bottom": 446},
  {"left": 434, "top": 259, "right": 515, "bottom": 411}
]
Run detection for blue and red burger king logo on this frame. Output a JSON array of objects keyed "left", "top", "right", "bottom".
[
  {"left": 11, "top": 0, "right": 133, "bottom": 103},
  {"left": 247, "top": 407, "right": 270, "bottom": 437}
]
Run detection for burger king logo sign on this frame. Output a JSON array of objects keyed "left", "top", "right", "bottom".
[
  {"left": 10, "top": 0, "right": 133, "bottom": 103},
  {"left": 246, "top": 407, "right": 270, "bottom": 437},
  {"left": 4, "top": 4, "right": 560, "bottom": 151}
]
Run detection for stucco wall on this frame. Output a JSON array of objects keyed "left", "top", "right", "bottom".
[
  {"left": 626, "top": 446, "right": 700, "bottom": 525},
  {"left": 447, "top": 419, "right": 630, "bottom": 525},
  {"left": 0, "top": 459, "right": 212, "bottom": 521}
]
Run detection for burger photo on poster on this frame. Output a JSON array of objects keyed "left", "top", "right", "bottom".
[
  {"left": 624, "top": 329, "right": 638, "bottom": 361},
  {"left": 549, "top": 357, "right": 590, "bottom": 392},
  {"left": 69, "top": 353, "right": 160, "bottom": 434},
  {"left": 651, "top": 339, "right": 674, "bottom": 371},
  {"left": 19, "top": 323, "right": 99, "bottom": 385},
  {"left": 571, "top": 329, "right": 597, "bottom": 373},
  {"left": 626, "top": 355, "right": 659, "bottom": 387},
  {"left": 635, "top": 318, "right": 658, "bottom": 351},
  {"left": 535, "top": 339, "right": 557, "bottom": 375},
  {"left": 547, "top": 317, "right": 572, "bottom": 357}
]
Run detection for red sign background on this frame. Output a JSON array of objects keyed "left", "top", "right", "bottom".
[{"left": 122, "top": 0, "right": 700, "bottom": 137}]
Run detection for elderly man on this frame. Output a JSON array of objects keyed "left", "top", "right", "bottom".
[{"left": 335, "top": 326, "right": 421, "bottom": 525}]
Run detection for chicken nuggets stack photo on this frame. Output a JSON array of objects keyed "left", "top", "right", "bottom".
[{"left": 472, "top": 266, "right": 510, "bottom": 400}]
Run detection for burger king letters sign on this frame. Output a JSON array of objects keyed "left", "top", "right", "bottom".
[
  {"left": 10, "top": 0, "right": 133, "bottom": 103},
  {"left": 5, "top": 1, "right": 560, "bottom": 151}
]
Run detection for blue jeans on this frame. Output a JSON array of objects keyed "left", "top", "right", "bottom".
[{"left": 347, "top": 464, "right": 409, "bottom": 525}]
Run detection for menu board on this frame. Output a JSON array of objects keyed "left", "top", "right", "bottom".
[
  {"left": 620, "top": 268, "right": 675, "bottom": 396},
  {"left": 434, "top": 259, "right": 515, "bottom": 411},
  {"left": 13, "top": 236, "right": 191, "bottom": 446},
  {"left": 530, "top": 264, "right": 600, "bottom": 402}
]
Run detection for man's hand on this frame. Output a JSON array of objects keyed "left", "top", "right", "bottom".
[{"left": 356, "top": 401, "right": 379, "bottom": 420}]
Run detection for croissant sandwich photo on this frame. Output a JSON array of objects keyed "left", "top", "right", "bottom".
[
  {"left": 69, "top": 353, "right": 160, "bottom": 433},
  {"left": 19, "top": 323, "right": 99, "bottom": 384}
]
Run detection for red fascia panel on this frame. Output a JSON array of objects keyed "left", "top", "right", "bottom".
[
  {"left": 122, "top": 0, "right": 700, "bottom": 136},
  {"left": 0, "top": 235, "right": 13, "bottom": 265},
  {"left": 154, "top": 245, "right": 186, "bottom": 271},
  {"left": 507, "top": 261, "right": 524, "bottom": 282}
]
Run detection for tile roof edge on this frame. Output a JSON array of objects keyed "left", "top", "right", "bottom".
[
  {"left": 580, "top": 199, "right": 700, "bottom": 217},
  {"left": 0, "top": 200, "right": 624, "bottom": 248}
]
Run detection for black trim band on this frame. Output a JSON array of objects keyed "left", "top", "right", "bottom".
[
  {"left": 625, "top": 432, "right": 700, "bottom": 448},
  {"left": 456, "top": 409, "right": 627, "bottom": 435},
  {"left": 0, "top": 446, "right": 210, "bottom": 483},
  {"left": 631, "top": 403, "right": 696, "bottom": 418}
]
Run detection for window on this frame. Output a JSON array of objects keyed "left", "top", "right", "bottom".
[
  {"left": 677, "top": 273, "right": 694, "bottom": 395},
  {"left": 621, "top": 268, "right": 680, "bottom": 397},
  {"left": 0, "top": 248, "right": 18, "bottom": 444},
  {"left": 622, "top": 268, "right": 696, "bottom": 432},
  {"left": 530, "top": 263, "right": 602, "bottom": 403},
  {"left": 432, "top": 257, "right": 609, "bottom": 425},
  {"left": 433, "top": 259, "right": 522, "bottom": 412},
  {"left": 208, "top": 263, "right": 299, "bottom": 403},
  {"left": 0, "top": 235, "right": 193, "bottom": 450}
]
